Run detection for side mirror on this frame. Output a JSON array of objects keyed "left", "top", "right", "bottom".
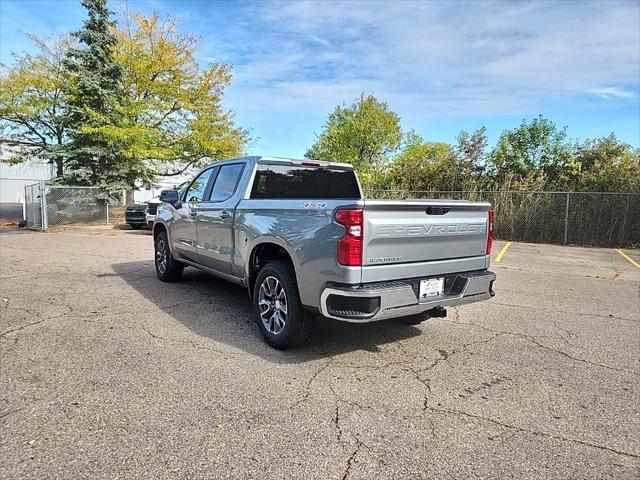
[{"left": 159, "top": 189, "right": 180, "bottom": 205}]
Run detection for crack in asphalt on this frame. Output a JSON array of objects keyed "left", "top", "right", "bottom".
[
  {"left": 139, "top": 325, "right": 249, "bottom": 359},
  {"left": 490, "top": 300, "right": 639, "bottom": 324},
  {"left": 0, "top": 244, "right": 116, "bottom": 260},
  {"left": 331, "top": 386, "right": 374, "bottom": 412},
  {"left": 0, "top": 406, "right": 26, "bottom": 420},
  {"left": 291, "top": 357, "right": 335, "bottom": 408},
  {"left": 0, "top": 318, "right": 48, "bottom": 338},
  {"left": 0, "top": 308, "right": 72, "bottom": 339},
  {"left": 444, "top": 313, "right": 639, "bottom": 377},
  {"left": 1, "top": 269, "right": 73, "bottom": 280},
  {"left": 0, "top": 306, "right": 153, "bottom": 340},
  {"left": 333, "top": 403, "right": 343, "bottom": 443},
  {"left": 340, "top": 438, "right": 364, "bottom": 480},
  {"left": 398, "top": 310, "right": 508, "bottom": 413},
  {"left": 426, "top": 405, "right": 640, "bottom": 459},
  {"left": 526, "top": 337, "right": 639, "bottom": 376}
]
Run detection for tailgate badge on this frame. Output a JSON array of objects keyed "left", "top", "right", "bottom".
[
  {"left": 365, "top": 256, "right": 402, "bottom": 264},
  {"left": 302, "top": 202, "right": 327, "bottom": 209}
]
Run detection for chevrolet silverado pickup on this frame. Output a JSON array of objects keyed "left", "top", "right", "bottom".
[{"left": 153, "top": 156, "right": 496, "bottom": 348}]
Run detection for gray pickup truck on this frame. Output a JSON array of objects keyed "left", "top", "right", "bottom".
[{"left": 153, "top": 156, "right": 496, "bottom": 348}]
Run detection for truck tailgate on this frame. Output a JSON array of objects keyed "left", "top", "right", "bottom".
[{"left": 361, "top": 199, "right": 490, "bottom": 282}]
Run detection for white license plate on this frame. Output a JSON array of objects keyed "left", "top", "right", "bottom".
[{"left": 419, "top": 277, "right": 444, "bottom": 300}]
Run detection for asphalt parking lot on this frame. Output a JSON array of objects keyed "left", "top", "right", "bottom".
[{"left": 1, "top": 228, "right": 639, "bottom": 479}]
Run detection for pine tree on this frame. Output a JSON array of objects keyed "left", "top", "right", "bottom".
[{"left": 60, "top": 0, "right": 132, "bottom": 197}]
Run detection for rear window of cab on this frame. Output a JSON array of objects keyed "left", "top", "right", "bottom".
[{"left": 250, "top": 165, "right": 361, "bottom": 199}]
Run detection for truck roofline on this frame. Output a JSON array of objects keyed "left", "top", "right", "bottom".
[
  {"left": 197, "top": 155, "right": 354, "bottom": 171},
  {"left": 255, "top": 156, "right": 354, "bottom": 170}
]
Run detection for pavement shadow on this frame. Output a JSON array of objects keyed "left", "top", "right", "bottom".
[
  {"left": 116, "top": 228, "right": 153, "bottom": 236},
  {"left": 111, "top": 260, "right": 422, "bottom": 363}
]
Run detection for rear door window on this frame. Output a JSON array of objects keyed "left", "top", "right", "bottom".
[
  {"left": 209, "top": 163, "right": 245, "bottom": 202},
  {"left": 250, "top": 165, "right": 361, "bottom": 199}
]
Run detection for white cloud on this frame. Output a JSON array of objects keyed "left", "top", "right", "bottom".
[
  {"left": 224, "top": 0, "right": 640, "bottom": 118},
  {"left": 581, "top": 87, "right": 636, "bottom": 99}
]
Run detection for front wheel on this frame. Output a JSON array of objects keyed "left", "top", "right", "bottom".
[
  {"left": 154, "top": 230, "right": 184, "bottom": 282},
  {"left": 253, "top": 261, "right": 312, "bottom": 349}
]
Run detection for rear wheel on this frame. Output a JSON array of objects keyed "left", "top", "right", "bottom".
[
  {"left": 154, "top": 230, "right": 184, "bottom": 282},
  {"left": 253, "top": 261, "right": 312, "bottom": 349}
]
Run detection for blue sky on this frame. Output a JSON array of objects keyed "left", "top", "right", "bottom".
[{"left": 1, "top": 0, "right": 639, "bottom": 157}]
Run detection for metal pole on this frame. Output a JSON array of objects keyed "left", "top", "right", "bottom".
[
  {"left": 22, "top": 187, "right": 27, "bottom": 223},
  {"left": 563, "top": 193, "right": 570, "bottom": 244},
  {"left": 40, "top": 181, "right": 48, "bottom": 230},
  {"left": 106, "top": 202, "right": 109, "bottom": 225}
]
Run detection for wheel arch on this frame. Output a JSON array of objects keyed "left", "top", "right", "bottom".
[
  {"left": 152, "top": 220, "right": 178, "bottom": 258},
  {"left": 246, "top": 239, "right": 300, "bottom": 299},
  {"left": 152, "top": 221, "right": 167, "bottom": 240}
]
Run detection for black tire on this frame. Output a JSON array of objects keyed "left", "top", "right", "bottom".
[
  {"left": 154, "top": 230, "right": 184, "bottom": 282},
  {"left": 130, "top": 224, "right": 143, "bottom": 230},
  {"left": 253, "top": 261, "right": 312, "bottom": 349}
]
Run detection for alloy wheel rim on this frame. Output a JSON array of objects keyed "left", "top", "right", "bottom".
[
  {"left": 258, "top": 276, "right": 287, "bottom": 335},
  {"left": 156, "top": 239, "right": 167, "bottom": 274}
]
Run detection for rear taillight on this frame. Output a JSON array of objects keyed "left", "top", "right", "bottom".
[
  {"left": 335, "top": 208, "right": 363, "bottom": 266},
  {"left": 487, "top": 209, "right": 494, "bottom": 255}
]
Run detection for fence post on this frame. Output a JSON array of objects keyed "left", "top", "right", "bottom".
[
  {"left": 40, "top": 181, "right": 48, "bottom": 230},
  {"left": 563, "top": 192, "right": 570, "bottom": 245},
  {"left": 106, "top": 202, "right": 110, "bottom": 225}
]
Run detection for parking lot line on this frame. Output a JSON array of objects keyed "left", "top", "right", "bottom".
[
  {"left": 615, "top": 248, "right": 640, "bottom": 269},
  {"left": 495, "top": 241, "right": 512, "bottom": 263}
]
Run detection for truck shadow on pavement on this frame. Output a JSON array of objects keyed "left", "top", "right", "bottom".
[{"left": 112, "top": 261, "right": 422, "bottom": 363}]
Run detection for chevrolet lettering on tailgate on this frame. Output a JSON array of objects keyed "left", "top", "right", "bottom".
[{"left": 376, "top": 223, "right": 486, "bottom": 237}]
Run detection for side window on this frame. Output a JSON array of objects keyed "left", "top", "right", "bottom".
[
  {"left": 210, "top": 164, "right": 244, "bottom": 202},
  {"left": 185, "top": 168, "right": 214, "bottom": 203}
]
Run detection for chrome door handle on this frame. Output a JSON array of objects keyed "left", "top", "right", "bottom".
[{"left": 219, "top": 211, "right": 231, "bottom": 219}]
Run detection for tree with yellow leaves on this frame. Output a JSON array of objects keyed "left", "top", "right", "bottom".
[
  {"left": 1, "top": 3, "right": 248, "bottom": 194},
  {"left": 111, "top": 9, "right": 248, "bottom": 180},
  {"left": 0, "top": 34, "right": 73, "bottom": 176}
]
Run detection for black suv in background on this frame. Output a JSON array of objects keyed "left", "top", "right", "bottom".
[
  {"left": 146, "top": 181, "right": 190, "bottom": 226},
  {"left": 125, "top": 204, "right": 148, "bottom": 230}
]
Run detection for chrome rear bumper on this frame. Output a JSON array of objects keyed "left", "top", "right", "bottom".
[{"left": 320, "top": 270, "right": 496, "bottom": 323}]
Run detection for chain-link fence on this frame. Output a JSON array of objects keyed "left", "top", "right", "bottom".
[
  {"left": 24, "top": 182, "right": 125, "bottom": 230},
  {"left": 364, "top": 190, "right": 640, "bottom": 248}
]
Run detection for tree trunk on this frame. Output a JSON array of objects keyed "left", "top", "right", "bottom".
[
  {"left": 55, "top": 158, "right": 64, "bottom": 177},
  {"left": 125, "top": 189, "right": 135, "bottom": 205}
]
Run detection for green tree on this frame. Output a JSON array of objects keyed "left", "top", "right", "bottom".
[
  {"left": 305, "top": 94, "right": 402, "bottom": 178},
  {"left": 455, "top": 127, "right": 489, "bottom": 190},
  {"left": 489, "top": 116, "right": 571, "bottom": 190},
  {"left": 60, "top": 0, "right": 130, "bottom": 195},
  {"left": 570, "top": 135, "right": 640, "bottom": 192},
  {"left": 389, "top": 130, "right": 459, "bottom": 191},
  {"left": 0, "top": 34, "right": 73, "bottom": 176},
  {"left": 108, "top": 10, "right": 248, "bottom": 179}
]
